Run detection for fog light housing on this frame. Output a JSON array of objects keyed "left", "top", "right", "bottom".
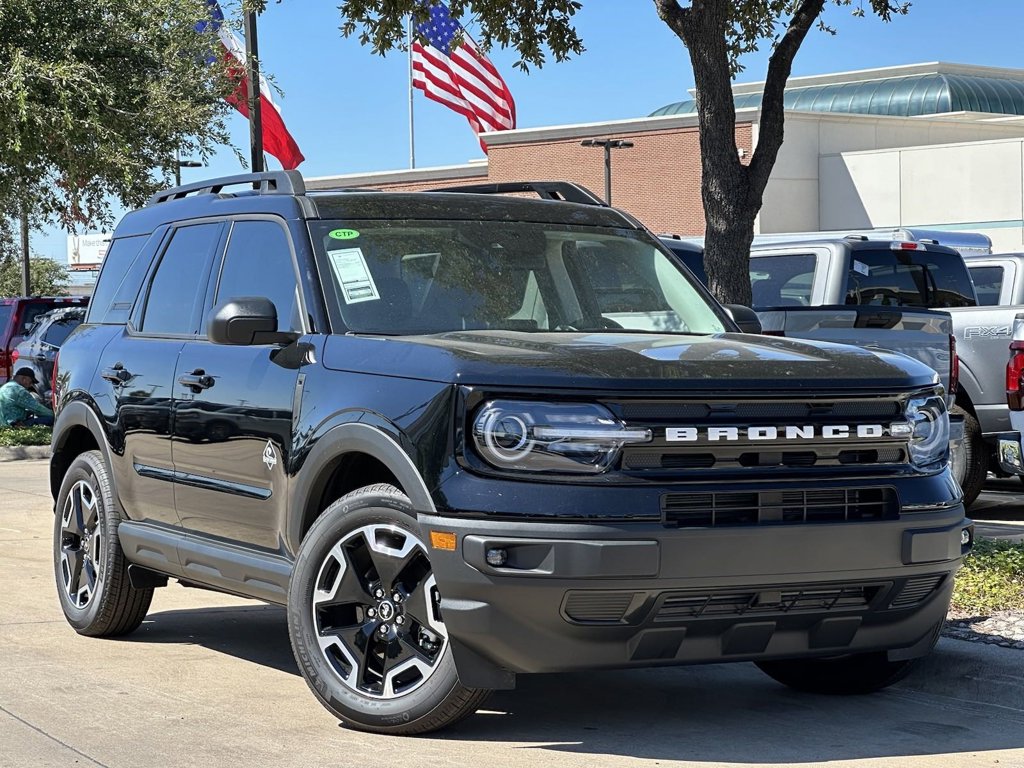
[
  {"left": 961, "top": 527, "right": 972, "bottom": 547},
  {"left": 485, "top": 548, "right": 508, "bottom": 567}
]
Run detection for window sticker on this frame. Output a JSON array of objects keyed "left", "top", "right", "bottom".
[
  {"left": 852, "top": 260, "right": 870, "bottom": 276},
  {"left": 327, "top": 248, "right": 380, "bottom": 304},
  {"left": 329, "top": 228, "right": 360, "bottom": 240}
]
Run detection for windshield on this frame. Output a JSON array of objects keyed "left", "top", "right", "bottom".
[{"left": 310, "top": 220, "right": 727, "bottom": 336}]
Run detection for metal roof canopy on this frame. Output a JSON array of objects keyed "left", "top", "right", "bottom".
[{"left": 652, "top": 70, "right": 1024, "bottom": 119}]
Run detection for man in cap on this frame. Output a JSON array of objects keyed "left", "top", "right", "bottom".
[{"left": 0, "top": 367, "right": 54, "bottom": 427}]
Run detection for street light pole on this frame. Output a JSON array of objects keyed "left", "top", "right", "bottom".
[{"left": 580, "top": 138, "right": 634, "bottom": 205}]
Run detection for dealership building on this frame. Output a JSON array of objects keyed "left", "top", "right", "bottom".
[{"left": 309, "top": 62, "right": 1024, "bottom": 252}]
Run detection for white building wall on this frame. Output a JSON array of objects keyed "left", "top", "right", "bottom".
[
  {"left": 760, "top": 112, "right": 1024, "bottom": 241},
  {"left": 820, "top": 137, "right": 1024, "bottom": 252}
]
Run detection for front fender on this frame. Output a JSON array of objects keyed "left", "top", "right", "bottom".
[{"left": 286, "top": 421, "right": 437, "bottom": 555}]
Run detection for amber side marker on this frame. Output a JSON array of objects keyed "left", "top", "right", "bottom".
[{"left": 430, "top": 531, "right": 457, "bottom": 551}]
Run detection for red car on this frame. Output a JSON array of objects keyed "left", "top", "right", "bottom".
[{"left": 0, "top": 297, "right": 88, "bottom": 386}]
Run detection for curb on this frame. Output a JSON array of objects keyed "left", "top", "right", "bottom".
[
  {"left": 0, "top": 445, "right": 51, "bottom": 462},
  {"left": 896, "top": 637, "right": 1024, "bottom": 712}
]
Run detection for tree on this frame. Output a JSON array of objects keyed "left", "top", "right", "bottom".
[
  {"left": 309, "top": 0, "right": 907, "bottom": 305},
  {"left": 0, "top": 257, "right": 71, "bottom": 297},
  {"left": 0, "top": 0, "right": 235, "bottom": 252}
]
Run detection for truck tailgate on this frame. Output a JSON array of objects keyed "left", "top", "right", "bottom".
[{"left": 757, "top": 306, "right": 953, "bottom": 395}]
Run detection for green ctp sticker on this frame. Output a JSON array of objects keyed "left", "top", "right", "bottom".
[{"left": 329, "top": 228, "right": 360, "bottom": 240}]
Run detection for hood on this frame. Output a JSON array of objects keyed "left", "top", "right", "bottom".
[{"left": 322, "top": 331, "right": 938, "bottom": 394}]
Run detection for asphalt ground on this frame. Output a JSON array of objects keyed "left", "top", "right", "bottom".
[{"left": 2, "top": 459, "right": 1023, "bottom": 768}]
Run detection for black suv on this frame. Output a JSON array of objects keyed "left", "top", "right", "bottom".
[
  {"left": 14, "top": 306, "right": 87, "bottom": 400},
  {"left": 51, "top": 172, "right": 971, "bottom": 735}
]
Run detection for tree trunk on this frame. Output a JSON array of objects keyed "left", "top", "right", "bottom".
[{"left": 655, "top": 0, "right": 826, "bottom": 307}]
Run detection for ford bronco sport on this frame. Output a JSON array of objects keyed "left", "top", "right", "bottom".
[{"left": 51, "top": 172, "right": 971, "bottom": 735}]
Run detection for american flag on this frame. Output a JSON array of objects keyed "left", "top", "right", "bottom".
[{"left": 412, "top": 3, "right": 516, "bottom": 149}]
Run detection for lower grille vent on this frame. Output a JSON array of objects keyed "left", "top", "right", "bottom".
[
  {"left": 662, "top": 487, "right": 899, "bottom": 528},
  {"left": 656, "top": 584, "right": 882, "bottom": 621},
  {"left": 563, "top": 591, "right": 637, "bottom": 623},
  {"left": 890, "top": 575, "right": 945, "bottom": 609}
]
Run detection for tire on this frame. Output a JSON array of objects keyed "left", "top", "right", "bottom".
[
  {"left": 53, "top": 450, "right": 153, "bottom": 636},
  {"left": 287, "top": 483, "right": 491, "bottom": 735},
  {"left": 952, "top": 405, "right": 986, "bottom": 508},
  {"left": 756, "top": 653, "right": 920, "bottom": 695}
]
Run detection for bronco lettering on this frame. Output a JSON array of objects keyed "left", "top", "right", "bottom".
[{"left": 665, "top": 424, "right": 890, "bottom": 441}]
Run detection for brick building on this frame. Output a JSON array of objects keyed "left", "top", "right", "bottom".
[{"left": 308, "top": 62, "right": 1024, "bottom": 251}]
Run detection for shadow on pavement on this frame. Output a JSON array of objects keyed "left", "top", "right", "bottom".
[
  {"left": 128, "top": 604, "right": 299, "bottom": 675},
  {"left": 124, "top": 604, "right": 1024, "bottom": 763}
]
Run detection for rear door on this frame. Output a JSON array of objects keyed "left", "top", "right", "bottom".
[
  {"left": 171, "top": 218, "right": 306, "bottom": 552},
  {"left": 99, "top": 222, "right": 225, "bottom": 528}
]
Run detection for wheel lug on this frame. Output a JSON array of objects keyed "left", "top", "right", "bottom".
[
  {"left": 374, "top": 588, "right": 384, "bottom": 598},
  {"left": 367, "top": 608, "right": 376, "bottom": 618},
  {"left": 379, "top": 624, "right": 390, "bottom": 635},
  {"left": 395, "top": 615, "right": 404, "bottom": 625},
  {"left": 392, "top": 593, "right": 403, "bottom": 603}
]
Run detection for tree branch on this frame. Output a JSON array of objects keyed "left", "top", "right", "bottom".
[{"left": 746, "top": 0, "right": 825, "bottom": 197}]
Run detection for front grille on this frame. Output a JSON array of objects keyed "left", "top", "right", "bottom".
[
  {"left": 609, "top": 396, "right": 909, "bottom": 476},
  {"left": 655, "top": 583, "right": 884, "bottom": 621},
  {"left": 662, "top": 487, "right": 899, "bottom": 528},
  {"left": 890, "top": 575, "right": 946, "bottom": 608}
]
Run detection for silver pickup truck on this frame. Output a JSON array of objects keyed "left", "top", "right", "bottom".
[
  {"left": 962, "top": 253, "right": 1024, "bottom": 484},
  {"left": 661, "top": 235, "right": 971, "bottom": 499}
]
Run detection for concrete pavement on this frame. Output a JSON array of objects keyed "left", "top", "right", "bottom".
[{"left": 2, "top": 459, "right": 1023, "bottom": 768}]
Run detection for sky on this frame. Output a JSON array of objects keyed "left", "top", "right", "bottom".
[{"left": 39, "top": 0, "right": 1024, "bottom": 270}]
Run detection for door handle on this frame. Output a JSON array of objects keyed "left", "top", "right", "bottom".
[
  {"left": 101, "top": 363, "right": 132, "bottom": 385},
  {"left": 178, "top": 369, "right": 215, "bottom": 393}
]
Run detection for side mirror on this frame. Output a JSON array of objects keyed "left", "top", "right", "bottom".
[
  {"left": 208, "top": 297, "right": 280, "bottom": 345},
  {"left": 723, "top": 304, "right": 762, "bottom": 334}
]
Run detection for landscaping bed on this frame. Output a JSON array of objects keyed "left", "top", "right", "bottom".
[
  {"left": 0, "top": 425, "right": 52, "bottom": 447},
  {"left": 946, "top": 537, "right": 1024, "bottom": 649}
]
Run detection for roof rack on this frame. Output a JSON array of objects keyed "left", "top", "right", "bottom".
[
  {"left": 147, "top": 170, "right": 305, "bottom": 206},
  {"left": 428, "top": 181, "right": 607, "bottom": 207}
]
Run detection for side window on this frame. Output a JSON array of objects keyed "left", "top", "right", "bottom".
[
  {"left": 749, "top": 254, "right": 817, "bottom": 308},
  {"left": 216, "top": 221, "right": 301, "bottom": 332},
  {"left": 969, "top": 266, "right": 1004, "bottom": 307},
  {"left": 87, "top": 235, "right": 147, "bottom": 324},
  {"left": 42, "top": 316, "right": 83, "bottom": 347},
  {"left": 140, "top": 223, "right": 223, "bottom": 335}
]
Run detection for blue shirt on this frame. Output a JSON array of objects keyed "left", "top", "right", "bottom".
[{"left": 0, "top": 381, "right": 53, "bottom": 426}]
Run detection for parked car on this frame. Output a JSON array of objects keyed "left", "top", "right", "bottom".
[
  {"left": 0, "top": 297, "right": 88, "bottom": 388},
  {"left": 660, "top": 235, "right": 971, "bottom": 500},
  {"left": 12, "top": 306, "right": 87, "bottom": 400},
  {"left": 50, "top": 172, "right": 970, "bottom": 735}
]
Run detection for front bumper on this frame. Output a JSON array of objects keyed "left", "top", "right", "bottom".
[{"left": 420, "top": 504, "right": 971, "bottom": 688}]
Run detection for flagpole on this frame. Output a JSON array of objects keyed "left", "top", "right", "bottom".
[
  {"left": 243, "top": 9, "right": 265, "bottom": 173},
  {"left": 408, "top": 15, "right": 416, "bottom": 169}
]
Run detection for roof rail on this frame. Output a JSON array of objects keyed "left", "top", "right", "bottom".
[
  {"left": 147, "top": 170, "right": 305, "bottom": 206},
  {"left": 428, "top": 181, "right": 607, "bottom": 207}
]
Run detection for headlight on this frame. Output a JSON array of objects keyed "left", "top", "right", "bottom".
[
  {"left": 894, "top": 393, "right": 949, "bottom": 471},
  {"left": 471, "top": 401, "right": 651, "bottom": 474}
]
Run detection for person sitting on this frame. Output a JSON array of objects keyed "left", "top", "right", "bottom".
[{"left": 0, "top": 368, "right": 54, "bottom": 427}]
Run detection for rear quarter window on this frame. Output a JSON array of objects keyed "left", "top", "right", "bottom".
[{"left": 87, "top": 235, "right": 150, "bottom": 324}]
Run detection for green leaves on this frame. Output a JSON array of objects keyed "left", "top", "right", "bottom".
[
  {"left": 0, "top": 258, "right": 72, "bottom": 297},
  {"left": 0, "top": 0, "right": 234, "bottom": 248}
]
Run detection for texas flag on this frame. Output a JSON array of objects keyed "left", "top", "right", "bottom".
[{"left": 197, "top": 1, "right": 304, "bottom": 170}]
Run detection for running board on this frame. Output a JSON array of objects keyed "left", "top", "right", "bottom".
[{"left": 118, "top": 521, "right": 293, "bottom": 605}]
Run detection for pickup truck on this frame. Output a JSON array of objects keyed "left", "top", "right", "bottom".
[
  {"left": 661, "top": 235, "right": 972, "bottom": 500},
  {"left": 964, "top": 253, "right": 1024, "bottom": 482}
]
